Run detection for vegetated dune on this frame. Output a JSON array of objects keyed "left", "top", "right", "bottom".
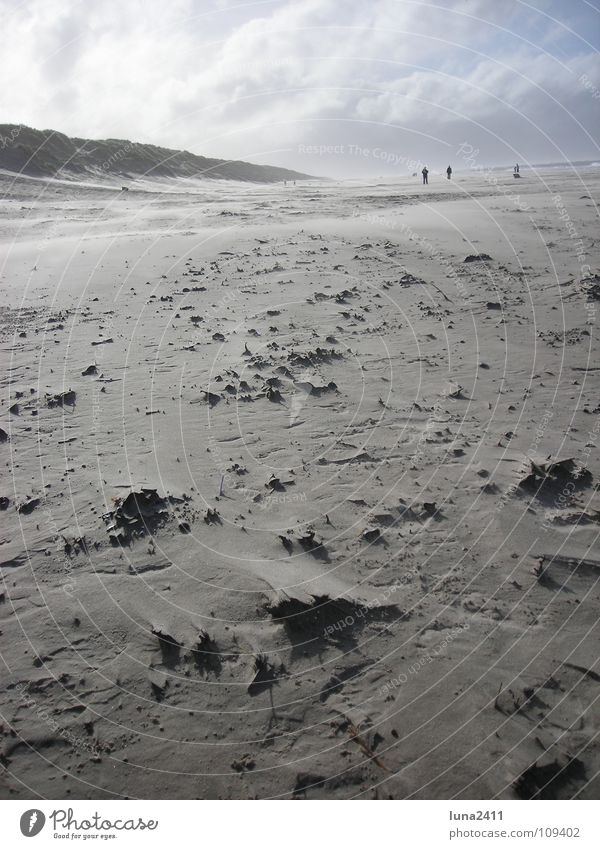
[{"left": 0, "top": 124, "right": 314, "bottom": 183}]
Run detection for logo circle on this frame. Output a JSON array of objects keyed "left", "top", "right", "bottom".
[{"left": 20, "top": 810, "right": 46, "bottom": 837}]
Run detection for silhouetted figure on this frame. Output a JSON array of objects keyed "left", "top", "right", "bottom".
[
  {"left": 422, "top": 166, "right": 429, "bottom": 185},
  {"left": 446, "top": 166, "right": 452, "bottom": 180},
  {"left": 514, "top": 163, "right": 519, "bottom": 174}
]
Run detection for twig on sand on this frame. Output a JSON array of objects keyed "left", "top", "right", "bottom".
[
  {"left": 429, "top": 281, "right": 453, "bottom": 303},
  {"left": 347, "top": 721, "right": 391, "bottom": 772},
  {"left": 563, "top": 662, "right": 600, "bottom": 683},
  {"left": 493, "top": 681, "right": 503, "bottom": 713}
]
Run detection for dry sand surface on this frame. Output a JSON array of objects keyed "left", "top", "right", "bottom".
[{"left": 0, "top": 168, "right": 599, "bottom": 800}]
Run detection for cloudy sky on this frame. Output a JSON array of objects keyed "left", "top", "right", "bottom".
[{"left": 1, "top": 0, "right": 598, "bottom": 177}]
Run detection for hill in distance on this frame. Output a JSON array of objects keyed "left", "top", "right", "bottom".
[{"left": 0, "top": 124, "right": 313, "bottom": 183}]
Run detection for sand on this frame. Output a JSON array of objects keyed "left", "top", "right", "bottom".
[{"left": 0, "top": 167, "right": 599, "bottom": 800}]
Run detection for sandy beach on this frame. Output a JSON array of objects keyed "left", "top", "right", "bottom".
[{"left": 0, "top": 166, "right": 599, "bottom": 800}]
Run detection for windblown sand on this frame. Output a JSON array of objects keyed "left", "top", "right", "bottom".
[{"left": 0, "top": 169, "right": 599, "bottom": 799}]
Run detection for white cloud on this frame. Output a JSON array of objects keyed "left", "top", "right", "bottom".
[{"left": 0, "top": 0, "right": 597, "bottom": 174}]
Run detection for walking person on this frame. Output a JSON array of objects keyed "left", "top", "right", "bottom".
[
  {"left": 422, "top": 166, "right": 429, "bottom": 185},
  {"left": 446, "top": 165, "right": 452, "bottom": 180}
]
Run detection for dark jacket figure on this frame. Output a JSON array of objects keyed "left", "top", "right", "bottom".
[
  {"left": 422, "top": 166, "right": 429, "bottom": 184},
  {"left": 446, "top": 165, "right": 452, "bottom": 179}
]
